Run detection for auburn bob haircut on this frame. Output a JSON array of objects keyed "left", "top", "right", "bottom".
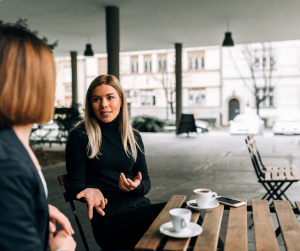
[{"left": 0, "top": 25, "right": 56, "bottom": 128}]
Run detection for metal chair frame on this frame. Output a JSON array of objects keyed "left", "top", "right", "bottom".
[{"left": 58, "top": 174, "right": 90, "bottom": 251}]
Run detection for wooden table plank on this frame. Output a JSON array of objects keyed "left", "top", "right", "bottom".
[
  {"left": 252, "top": 199, "right": 279, "bottom": 251},
  {"left": 163, "top": 196, "right": 201, "bottom": 251},
  {"left": 224, "top": 198, "right": 247, "bottom": 251},
  {"left": 193, "top": 203, "right": 224, "bottom": 251},
  {"left": 274, "top": 200, "right": 300, "bottom": 251},
  {"left": 295, "top": 201, "right": 300, "bottom": 213},
  {"left": 135, "top": 195, "right": 186, "bottom": 251},
  {"left": 265, "top": 171, "right": 271, "bottom": 181}
]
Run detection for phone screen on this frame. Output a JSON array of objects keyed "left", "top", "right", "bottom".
[{"left": 217, "top": 197, "right": 243, "bottom": 205}]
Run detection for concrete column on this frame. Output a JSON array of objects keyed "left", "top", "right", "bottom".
[
  {"left": 175, "top": 43, "right": 182, "bottom": 133},
  {"left": 70, "top": 51, "right": 78, "bottom": 106},
  {"left": 219, "top": 46, "right": 223, "bottom": 126},
  {"left": 106, "top": 6, "right": 120, "bottom": 79}
]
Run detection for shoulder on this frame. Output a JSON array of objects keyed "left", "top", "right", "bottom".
[
  {"left": 133, "top": 129, "right": 144, "bottom": 149},
  {"left": 69, "top": 122, "right": 88, "bottom": 140}
]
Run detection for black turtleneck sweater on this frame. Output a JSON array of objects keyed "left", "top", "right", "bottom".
[{"left": 65, "top": 116, "right": 151, "bottom": 225}]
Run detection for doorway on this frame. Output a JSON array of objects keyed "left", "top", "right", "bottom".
[{"left": 228, "top": 99, "right": 240, "bottom": 121}]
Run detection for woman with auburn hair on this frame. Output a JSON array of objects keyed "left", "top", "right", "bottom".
[
  {"left": 66, "top": 74, "right": 166, "bottom": 250},
  {"left": 0, "top": 25, "right": 76, "bottom": 251}
]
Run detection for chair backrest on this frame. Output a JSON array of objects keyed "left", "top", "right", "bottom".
[
  {"left": 245, "top": 134, "right": 254, "bottom": 145},
  {"left": 57, "top": 174, "right": 90, "bottom": 251},
  {"left": 247, "top": 141, "right": 265, "bottom": 180}
]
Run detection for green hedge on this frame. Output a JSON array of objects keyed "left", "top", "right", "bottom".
[{"left": 131, "top": 115, "right": 166, "bottom": 132}]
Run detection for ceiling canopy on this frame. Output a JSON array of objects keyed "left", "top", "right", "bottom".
[{"left": 1, "top": 0, "right": 300, "bottom": 56}]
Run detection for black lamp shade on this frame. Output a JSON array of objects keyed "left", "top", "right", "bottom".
[
  {"left": 84, "top": 43, "right": 94, "bottom": 56},
  {"left": 222, "top": 32, "right": 234, "bottom": 47}
]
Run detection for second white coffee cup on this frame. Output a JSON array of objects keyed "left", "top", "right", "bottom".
[
  {"left": 194, "top": 189, "right": 217, "bottom": 207},
  {"left": 169, "top": 208, "right": 191, "bottom": 232}
]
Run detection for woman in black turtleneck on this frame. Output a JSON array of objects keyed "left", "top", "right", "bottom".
[{"left": 65, "top": 75, "right": 166, "bottom": 250}]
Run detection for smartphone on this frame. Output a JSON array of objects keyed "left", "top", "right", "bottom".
[{"left": 216, "top": 196, "right": 246, "bottom": 207}]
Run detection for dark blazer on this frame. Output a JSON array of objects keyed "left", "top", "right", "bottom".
[{"left": 0, "top": 128, "right": 49, "bottom": 251}]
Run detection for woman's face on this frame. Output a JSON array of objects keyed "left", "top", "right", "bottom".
[{"left": 91, "top": 84, "right": 122, "bottom": 123}]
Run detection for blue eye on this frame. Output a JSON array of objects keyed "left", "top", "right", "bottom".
[
  {"left": 93, "top": 98, "right": 100, "bottom": 102},
  {"left": 108, "top": 96, "right": 114, "bottom": 100}
]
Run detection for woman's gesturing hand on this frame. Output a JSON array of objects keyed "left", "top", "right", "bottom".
[
  {"left": 119, "top": 172, "right": 142, "bottom": 192},
  {"left": 76, "top": 188, "right": 108, "bottom": 219},
  {"left": 48, "top": 204, "right": 74, "bottom": 235}
]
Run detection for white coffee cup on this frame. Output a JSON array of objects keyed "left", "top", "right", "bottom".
[
  {"left": 194, "top": 189, "right": 217, "bottom": 207},
  {"left": 169, "top": 208, "right": 191, "bottom": 233}
]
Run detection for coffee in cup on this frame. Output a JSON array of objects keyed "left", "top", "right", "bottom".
[
  {"left": 194, "top": 189, "right": 217, "bottom": 207},
  {"left": 169, "top": 208, "right": 191, "bottom": 233}
]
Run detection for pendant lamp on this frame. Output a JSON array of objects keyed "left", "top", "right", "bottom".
[
  {"left": 222, "top": 23, "right": 234, "bottom": 47},
  {"left": 84, "top": 37, "right": 94, "bottom": 56}
]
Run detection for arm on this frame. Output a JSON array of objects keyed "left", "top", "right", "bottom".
[
  {"left": 66, "top": 126, "right": 107, "bottom": 218},
  {"left": 0, "top": 161, "right": 43, "bottom": 250},
  {"left": 131, "top": 132, "right": 151, "bottom": 196},
  {"left": 65, "top": 126, "right": 91, "bottom": 200}
]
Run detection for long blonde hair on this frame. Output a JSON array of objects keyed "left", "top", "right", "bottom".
[{"left": 83, "top": 74, "right": 142, "bottom": 161}]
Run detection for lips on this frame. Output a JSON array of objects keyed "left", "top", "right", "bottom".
[{"left": 101, "top": 111, "right": 112, "bottom": 115}]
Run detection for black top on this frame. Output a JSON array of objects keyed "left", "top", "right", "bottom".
[
  {"left": 65, "top": 116, "right": 151, "bottom": 228},
  {"left": 0, "top": 128, "right": 49, "bottom": 251}
]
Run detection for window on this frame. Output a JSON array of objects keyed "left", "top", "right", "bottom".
[
  {"left": 256, "top": 87, "right": 274, "bottom": 107},
  {"left": 253, "top": 49, "right": 275, "bottom": 69},
  {"left": 141, "top": 90, "right": 156, "bottom": 106},
  {"left": 158, "top": 54, "right": 166, "bottom": 72},
  {"left": 144, "top": 55, "right": 152, "bottom": 73},
  {"left": 64, "top": 67, "right": 72, "bottom": 83},
  {"left": 188, "top": 89, "right": 205, "bottom": 106},
  {"left": 125, "top": 90, "right": 139, "bottom": 105},
  {"left": 131, "top": 56, "right": 138, "bottom": 73},
  {"left": 188, "top": 51, "right": 205, "bottom": 70}
]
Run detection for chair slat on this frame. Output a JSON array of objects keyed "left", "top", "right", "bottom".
[
  {"left": 274, "top": 200, "right": 300, "bottom": 251},
  {"left": 252, "top": 199, "right": 279, "bottom": 251},
  {"left": 193, "top": 203, "right": 224, "bottom": 251},
  {"left": 163, "top": 196, "right": 201, "bottom": 251},
  {"left": 224, "top": 198, "right": 247, "bottom": 251},
  {"left": 271, "top": 171, "right": 279, "bottom": 181},
  {"left": 265, "top": 171, "right": 271, "bottom": 181},
  {"left": 285, "top": 171, "right": 293, "bottom": 180},
  {"left": 135, "top": 195, "right": 186, "bottom": 251},
  {"left": 279, "top": 171, "right": 286, "bottom": 181},
  {"left": 292, "top": 172, "right": 299, "bottom": 180}
]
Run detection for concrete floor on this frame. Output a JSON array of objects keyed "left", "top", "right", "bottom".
[{"left": 43, "top": 132, "right": 300, "bottom": 251}]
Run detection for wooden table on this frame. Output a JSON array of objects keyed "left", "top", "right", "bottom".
[{"left": 135, "top": 195, "right": 300, "bottom": 251}]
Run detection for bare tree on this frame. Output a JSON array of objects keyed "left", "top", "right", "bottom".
[{"left": 229, "top": 43, "right": 276, "bottom": 115}]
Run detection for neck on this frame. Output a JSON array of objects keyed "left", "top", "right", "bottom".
[
  {"left": 12, "top": 124, "right": 32, "bottom": 149},
  {"left": 98, "top": 115, "right": 119, "bottom": 133}
]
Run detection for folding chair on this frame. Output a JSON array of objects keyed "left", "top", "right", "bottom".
[
  {"left": 58, "top": 174, "right": 90, "bottom": 251},
  {"left": 246, "top": 141, "right": 299, "bottom": 206}
]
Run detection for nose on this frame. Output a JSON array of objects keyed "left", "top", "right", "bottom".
[{"left": 101, "top": 98, "right": 109, "bottom": 108}]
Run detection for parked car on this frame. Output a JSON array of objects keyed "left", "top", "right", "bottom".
[
  {"left": 195, "top": 120, "right": 211, "bottom": 133},
  {"left": 229, "top": 114, "right": 264, "bottom": 135},
  {"left": 273, "top": 113, "right": 300, "bottom": 135}
]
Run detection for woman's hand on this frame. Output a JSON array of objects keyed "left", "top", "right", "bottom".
[
  {"left": 119, "top": 172, "right": 142, "bottom": 192},
  {"left": 49, "top": 229, "right": 76, "bottom": 251},
  {"left": 48, "top": 205, "right": 74, "bottom": 235},
  {"left": 76, "top": 188, "right": 108, "bottom": 219}
]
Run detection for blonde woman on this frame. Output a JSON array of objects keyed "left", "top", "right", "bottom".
[{"left": 66, "top": 75, "right": 166, "bottom": 250}]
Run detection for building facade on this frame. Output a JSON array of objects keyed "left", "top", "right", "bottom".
[{"left": 54, "top": 40, "right": 300, "bottom": 127}]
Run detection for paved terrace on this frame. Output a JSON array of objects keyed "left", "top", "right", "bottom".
[{"left": 43, "top": 132, "right": 300, "bottom": 251}]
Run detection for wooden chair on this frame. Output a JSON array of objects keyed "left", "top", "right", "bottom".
[
  {"left": 246, "top": 141, "right": 299, "bottom": 206},
  {"left": 58, "top": 174, "right": 90, "bottom": 251}
]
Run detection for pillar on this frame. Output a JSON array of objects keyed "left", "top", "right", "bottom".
[
  {"left": 175, "top": 43, "right": 182, "bottom": 133},
  {"left": 106, "top": 6, "right": 120, "bottom": 79},
  {"left": 70, "top": 51, "right": 78, "bottom": 106}
]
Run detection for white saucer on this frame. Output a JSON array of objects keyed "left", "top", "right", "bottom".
[
  {"left": 187, "top": 199, "right": 219, "bottom": 211},
  {"left": 160, "top": 222, "right": 202, "bottom": 238}
]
